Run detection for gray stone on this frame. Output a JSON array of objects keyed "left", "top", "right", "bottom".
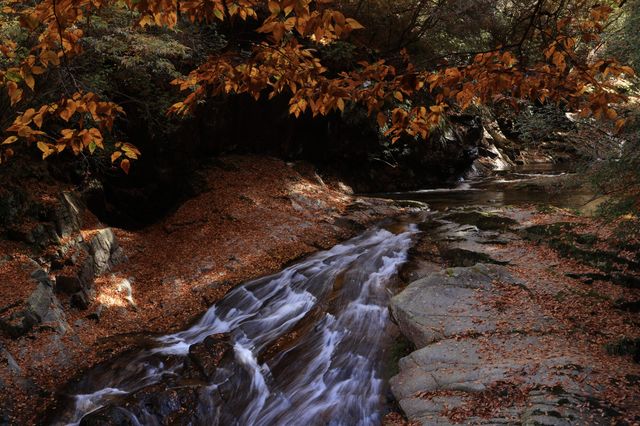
[
  {"left": 391, "top": 335, "right": 611, "bottom": 425},
  {"left": 0, "top": 344, "right": 22, "bottom": 376},
  {"left": 54, "top": 192, "right": 84, "bottom": 239},
  {"left": 90, "top": 228, "right": 117, "bottom": 275},
  {"left": 0, "top": 272, "right": 68, "bottom": 337},
  {"left": 87, "top": 228, "right": 126, "bottom": 276},
  {"left": 116, "top": 279, "right": 136, "bottom": 308},
  {"left": 390, "top": 264, "right": 511, "bottom": 346}
]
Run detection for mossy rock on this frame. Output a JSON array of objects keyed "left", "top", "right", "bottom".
[
  {"left": 386, "top": 334, "right": 415, "bottom": 378},
  {"left": 442, "top": 211, "right": 518, "bottom": 231},
  {"left": 605, "top": 338, "right": 640, "bottom": 363},
  {"left": 392, "top": 199, "right": 429, "bottom": 210},
  {"left": 575, "top": 233, "right": 598, "bottom": 246},
  {"left": 440, "top": 248, "right": 509, "bottom": 267},
  {"left": 520, "top": 222, "right": 576, "bottom": 241},
  {"left": 523, "top": 223, "right": 640, "bottom": 278}
]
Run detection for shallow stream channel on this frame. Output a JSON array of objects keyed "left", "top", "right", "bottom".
[{"left": 49, "top": 166, "right": 585, "bottom": 425}]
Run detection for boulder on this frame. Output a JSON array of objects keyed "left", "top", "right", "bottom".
[
  {"left": 79, "top": 406, "right": 138, "bottom": 426},
  {"left": 78, "top": 384, "right": 206, "bottom": 426},
  {"left": 390, "top": 264, "right": 512, "bottom": 347},
  {"left": 89, "top": 229, "right": 126, "bottom": 276},
  {"left": 54, "top": 192, "right": 84, "bottom": 239},
  {"left": 390, "top": 337, "right": 611, "bottom": 425},
  {"left": 442, "top": 211, "right": 518, "bottom": 232},
  {"left": 0, "top": 270, "right": 68, "bottom": 338}
]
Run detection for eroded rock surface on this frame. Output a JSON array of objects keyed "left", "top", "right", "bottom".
[{"left": 390, "top": 208, "right": 639, "bottom": 425}]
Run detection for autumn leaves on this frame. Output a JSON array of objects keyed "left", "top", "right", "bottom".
[{"left": 0, "top": 0, "right": 636, "bottom": 173}]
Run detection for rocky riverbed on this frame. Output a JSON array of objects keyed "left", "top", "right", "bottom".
[
  {"left": 388, "top": 207, "right": 640, "bottom": 425},
  {"left": 0, "top": 155, "right": 408, "bottom": 425}
]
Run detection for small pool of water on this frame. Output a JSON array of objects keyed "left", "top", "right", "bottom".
[{"left": 373, "top": 164, "right": 593, "bottom": 211}]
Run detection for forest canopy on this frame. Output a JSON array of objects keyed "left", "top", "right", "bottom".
[{"left": 0, "top": 0, "right": 636, "bottom": 173}]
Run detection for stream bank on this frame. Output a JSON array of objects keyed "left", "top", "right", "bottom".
[
  {"left": 0, "top": 155, "right": 410, "bottom": 425},
  {"left": 388, "top": 204, "right": 640, "bottom": 425}
]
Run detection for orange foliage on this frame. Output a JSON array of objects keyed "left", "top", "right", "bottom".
[{"left": 0, "top": 0, "right": 635, "bottom": 172}]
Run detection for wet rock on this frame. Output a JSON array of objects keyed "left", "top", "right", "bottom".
[
  {"left": 185, "top": 333, "right": 232, "bottom": 380},
  {"left": 439, "top": 247, "right": 508, "bottom": 267},
  {"left": 80, "top": 384, "right": 206, "bottom": 426},
  {"left": 79, "top": 405, "right": 138, "bottom": 425},
  {"left": 442, "top": 211, "right": 518, "bottom": 231}
]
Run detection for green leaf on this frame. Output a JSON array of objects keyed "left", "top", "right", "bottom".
[{"left": 5, "top": 70, "right": 22, "bottom": 83}]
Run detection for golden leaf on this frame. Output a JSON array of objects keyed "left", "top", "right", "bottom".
[{"left": 1, "top": 136, "right": 18, "bottom": 145}]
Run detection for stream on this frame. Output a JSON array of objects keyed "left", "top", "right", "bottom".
[
  {"left": 50, "top": 165, "right": 585, "bottom": 426},
  {"left": 376, "top": 164, "right": 592, "bottom": 210},
  {"left": 51, "top": 222, "right": 418, "bottom": 425}
]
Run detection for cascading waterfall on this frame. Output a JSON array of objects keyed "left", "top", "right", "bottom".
[{"left": 52, "top": 223, "right": 417, "bottom": 426}]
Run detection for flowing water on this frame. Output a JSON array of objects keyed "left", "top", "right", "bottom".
[
  {"left": 50, "top": 165, "right": 588, "bottom": 425},
  {"left": 51, "top": 223, "right": 418, "bottom": 425},
  {"left": 376, "top": 164, "right": 592, "bottom": 210}
]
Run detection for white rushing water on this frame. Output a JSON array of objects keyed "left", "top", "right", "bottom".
[{"left": 57, "top": 223, "right": 417, "bottom": 426}]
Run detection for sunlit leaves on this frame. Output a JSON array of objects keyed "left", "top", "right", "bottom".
[
  {"left": 0, "top": 0, "right": 635, "bottom": 173},
  {"left": 4, "top": 91, "right": 128, "bottom": 164},
  {"left": 1, "top": 136, "right": 18, "bottom": 145}
]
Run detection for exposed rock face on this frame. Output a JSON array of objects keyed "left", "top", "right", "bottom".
[
  {"left": 390, "top": 260, "right": 619, "bottom": 425},
  {"left": 391, "top": 336, "right": 610, "bottom": 425},
  {"left": 0, "top": 270, "right": 68, "bottom": 338},
  {"left": 389, "top": 209, "right": 634, "bottom": 425},
  {"left": 55, "top": 227, "right": 127, "bottom": 302},
  {"left": 1, "top": 190, "right": 127, "bottom": 339},
  {"left": 390, "top": 264, "right": 517, "bottom": 347},
  {"left": 54, "top": 192, "right": 84, "bottom": 239},
  {"left": 89, "top": 228, "right": 126, "bottom": 276}
]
